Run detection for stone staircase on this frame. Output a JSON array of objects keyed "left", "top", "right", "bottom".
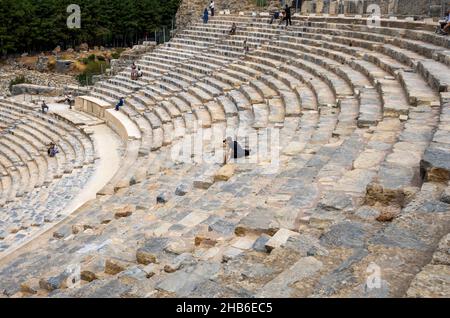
[{"left": 0, "top": 13, "right": 449, "bottom": 298}]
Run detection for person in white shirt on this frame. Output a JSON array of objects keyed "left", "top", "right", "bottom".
[{"left": 209, "top": 1, "right": 215, "bottom": 17}]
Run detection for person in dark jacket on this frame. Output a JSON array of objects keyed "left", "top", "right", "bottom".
[
  {"left": 115, "top": 97, "right": 124, "bottom": 111},
  {"left": 229, "top": 23, "right": 237, "bottom": 35},
  {"left": 41, "top": 101, "right": 49, "bottom": 113},
  {"left": 283, "top": 4, "right": 292, "bottom": 27},
  {"left": 223, "top": 137, "right": 251, "bottom": 164},
  {"left": 203, "top": 8, "right": 209, "bottom": 24}
]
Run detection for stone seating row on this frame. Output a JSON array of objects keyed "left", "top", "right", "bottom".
[
  {"left": 1, "top": 14, "right": 450, "bottom": 298},
  {"left": 0, "top": 99, "right": 97, "bottom": 250}
]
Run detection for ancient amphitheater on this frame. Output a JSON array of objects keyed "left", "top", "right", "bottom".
[{"left": 1, "top": 4, "right": 450, "bottom": 298}]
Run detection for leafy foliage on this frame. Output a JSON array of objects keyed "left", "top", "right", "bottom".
[
  {"left": 8, "top": 75, "right": 30, "bottom": 91},
  {"left": 0, "top": 0, "right": 182, "bottom": 55},
  {"left": 76, "top": 59, "right": 108, "bottom": 86}
]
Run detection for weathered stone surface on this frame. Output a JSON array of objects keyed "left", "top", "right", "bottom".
[
  {"left": 156, "top": 262, "right": 220, "bottom": 296},
  {"left": 235, "top": 208, "right": 280, "bottom": 236},
  {"left": 376, "top": 205, "right": 401, "bottom": 222},
  {"left": 164, "top": 253, "right": 196, "bottom": 273},
  {"left": 175, "top": 184, "right": 189, "bottom": 196},
  {"left": 320, "top": 221, "right": 372, "bottom": 248},
  {"left": 39, "top": 271, "right": 72, "bottom": 291},
  {"left": 406, "top": 264, "right": 450, "bottom": 297},
  {"left": 53, "top": 226, "right": 72, "bottom": 239},
  {"left": 284, "top": 234, "right": 329, "bottom": 257},
  {"left": 114, "top": 204, "right": 135, "bottom": 219},
  {"left": 193, "top": 177, "right": 214, "bottom": 190},
  {"left": 252, "top": 234, "right": 271, "bottom": 252},
  {"left": 257, "top": 257, "right": 323, "bottom": 297},
  {"left": 441, "top": 187, "right": 450, "bottom": 204},
  {"left": 214, "top": 164, "right": 235, "bottom": 182},
  {"left": 104, "top": 259, "right": 129, "bottom": 275},
  {"left": 136, "top": 238, "right": 169, "bottom": 265},
  {"left": 164, "top": 239, "right": 195, "bottom": 255},
  {"left": 222, "top": 247, "right": 243, "bottom": 262},
  {"left": 208, "top": 219, "right": 236, "bottom": 235},
  {"left": 421, "top": 144, "right": 450, "bottom": 182},
  {"left": 369, "top": 225, "right": 429, "bottom": 251},
  {"left": 20, "top": 278, "right": 40, "bottom": 295},
  {"left": 432, "top": 234, "right": 450, "bottom": 266},
  {"left": 265, "top": 228, "right": 299, "bottom": 252}
]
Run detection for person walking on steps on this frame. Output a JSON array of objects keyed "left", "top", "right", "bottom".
[
  {"left": 203, "top": 8, "right": 209, "bottom": 24},
  {"left": 115, "top": 97, "right": 124, "bottom": 111},
  {"left": 210, "top": 1, "right": 215, "bottom": 17}
]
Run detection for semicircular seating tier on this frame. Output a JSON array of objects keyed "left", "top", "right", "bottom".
[
  {"left": 0, "top": 13, "right": 449, "bottom": 298},
  {"left": 0, "top": 98, "right": 97, "bottom": 251}
]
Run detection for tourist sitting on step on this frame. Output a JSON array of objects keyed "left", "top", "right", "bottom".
[
  {"left": 223, "top": 137, "right": 251, "bottom": 165},
  {"left": 47, "top": 142, "right": 59, "bottom": 158},
  {"left": 229, "top": 23, "right": 237, "bottom": 36},
  {"left": 115, "top": 97, "right": 125, "bottom": 111},
  {"left": 41, "top": 101, "right": 49, "bottom": 114},
  {"left": 203, "top": 8, "right": 209, "bottom": 24},
  {"left": 137, "top": 67, "right": 143, "bottom": 79},
  {"left": 269, "top": 10, "right": 281, "bottom": 24},
  {"left": 437, "top": 9, "right": 450, "bottom": 35}
]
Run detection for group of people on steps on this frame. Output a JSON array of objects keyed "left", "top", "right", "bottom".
[{"left": 203, "top": 1, "right": 215, "bottom": 24}]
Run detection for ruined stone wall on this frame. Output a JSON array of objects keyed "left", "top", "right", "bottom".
[
  {"left": 308, "top": 0, "right": 448, "bottom": 16},
  {"left": 176, "top": 0, "right": 449, "bottom": 31},
  {"left": 176, "top": 0, "right": 263, "bottom": 31}
]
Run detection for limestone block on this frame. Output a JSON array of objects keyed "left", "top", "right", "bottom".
[
  {"left": 265, "top": 228, "right": 299, "bottom": 252},
  {"left": 114, "top": 204, "right": 135, "bottom": 219},
  {"left": 104, "top": 258, "right": 130, "bottom": 275},
  {"left": 214, "top": 164, "right": 235, "bottom": 182}
]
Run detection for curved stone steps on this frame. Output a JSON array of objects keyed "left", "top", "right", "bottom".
[
  {"left": 421, "top": 92, "right": 450, "bottom": 184},
  {"left": 273, "top": 35, "right": 410, "bottom": 120},
  {"left": 8, "top": 130, "right": 52, "bottom": 187},
  {"left": 259, "top": 48, "right": 354, "bottom": 100},
  {"left": 0, "top": 148, "right": 25, "bottom": 202},
  {"left": 294, "top": 38, "right": 439, "bottom": 107},
  {"left": 0, "top": 164, "right": 12, "bottom": 206},
  {"left": 0, "top": 107, "right": 70, "bottom": 177},
  {"left": 32, "top": 116, "right": 88, "bottom": 171},
  {"left": 0, "top": 135, "right": 44, "bottom": 194},
  {"left": 287, "top": 22, "right": 450, "bottom": 94},
  {"left": 96, "top": 81, "right": 133, "bottom": 97},
  {"left": 178, "top": 91, "right": 212, "bottom": 129}
]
